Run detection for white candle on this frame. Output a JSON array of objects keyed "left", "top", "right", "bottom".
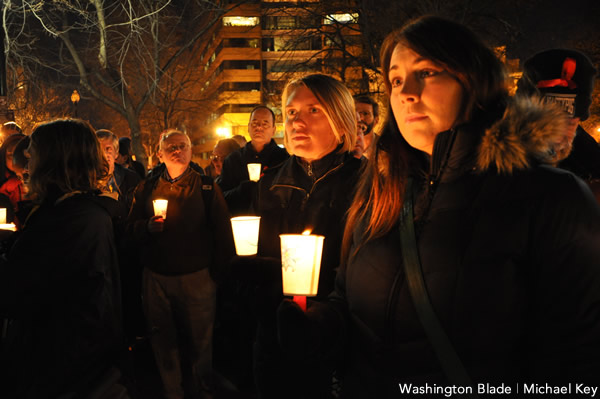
[
  {"left": 0, "top": 208, "right": 6, "bottom": 224},
  {"left": 231, "top": 216, "right": 261, "bottom": 256},
  {"left": 247, "top": 163, "right": 262, "bottom": 182},
  {"left": 152, "top": 199, "right": 168, "bottom": 219},
  {"left": 0, "top": 223, "right": 16, "bottom": 231},
  {"left": 280, "top": 232, "right": 324, "bottom": 297}
]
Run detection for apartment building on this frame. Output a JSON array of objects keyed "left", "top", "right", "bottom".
[{"left": 191, "top": 0, "right": 364, "bottom": 167}]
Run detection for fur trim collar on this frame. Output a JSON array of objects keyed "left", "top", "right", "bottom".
[{"left": 477, "top": 96, "right": 569, "bottom": 174}]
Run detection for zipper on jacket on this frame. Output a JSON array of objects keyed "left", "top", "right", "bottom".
[
  {"left": 307, "top": 162, "right": 313, "bottom": 177},
  {"left": 270, "top": 161, "right": 345, "bottom": 212}
]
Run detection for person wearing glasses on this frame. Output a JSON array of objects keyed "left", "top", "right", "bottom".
[
  {"left": 218, "top": 105, "right": 289, "bottom": 215},
  {"left": 127, "top": 129, "right": 235, "bottom": 399},
  {"left": 205, "top": 138, "right": 240, "bottom": 180}
]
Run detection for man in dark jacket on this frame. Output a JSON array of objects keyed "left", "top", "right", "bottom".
[
  {"left": 517, "top": 48, "right": 600, "bottom": 201},
  {"left": 127, "top": 130, "right": 235, "bottom": 399},
  {"left": 218, "top": 106, "right": 289, "bottom": 215},
  {"left": 117, "top": 136, "right": 147, "bottom": 179},
  {"left": 97, "top": 129, "right": 143, "bottom": 341},
  {"left": 353, "top": 95, "right": 380, "bottom": 159}
]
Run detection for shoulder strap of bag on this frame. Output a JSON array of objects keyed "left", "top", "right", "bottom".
[
  {"left": 400, "top": 177, "right": 478, "bottom": 397},
  {"left": 200, "top": 174, "right": 214, "bottom": 224}
]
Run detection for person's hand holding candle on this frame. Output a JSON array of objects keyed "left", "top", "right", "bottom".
[{"left": 148, "top": 215, "right": 164, "bottom": 233}]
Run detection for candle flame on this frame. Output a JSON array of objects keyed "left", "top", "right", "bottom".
[{"left": 302, "top": 229, "right": 312, "bottom": 235}]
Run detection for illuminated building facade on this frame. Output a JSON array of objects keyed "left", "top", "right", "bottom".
[{"left": 192, "top": 0, "right": 365, "bottom": 166}]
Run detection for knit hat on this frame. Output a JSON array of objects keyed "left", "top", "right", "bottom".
[
  {"left": 118, "top": 136, "right": 132, "bottom": 156},
  {"left": 517, "top": 49, "right": 597, "bottom": 121}
]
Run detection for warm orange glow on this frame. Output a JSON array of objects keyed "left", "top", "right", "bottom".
[
  {"left": 70, "top": 90, "right": 80, "bottom": 104},
  {"left": 302, "top": 229, "right": 311, "bottom": 235}
]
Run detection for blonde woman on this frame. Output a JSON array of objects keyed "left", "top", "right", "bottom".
[{"left": 231, "top": 73, "right": 363, "bottom": 399}]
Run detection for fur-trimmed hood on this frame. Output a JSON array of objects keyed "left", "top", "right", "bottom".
[{"left": 477, "top": 96, "right": 569, "bottom": 174}]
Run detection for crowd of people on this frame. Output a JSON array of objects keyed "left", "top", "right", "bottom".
[{"left": 0, "top": 14, "right": 599, "bottom": 399}]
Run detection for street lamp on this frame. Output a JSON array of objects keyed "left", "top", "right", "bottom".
[
  {"left": 70, "top": 90, "right": 80, "bottom": 117},
  {"left": 216, "top": 126, "right": 231, "bottom": 138}
]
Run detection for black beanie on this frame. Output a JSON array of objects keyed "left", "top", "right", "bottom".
[
  {"left": 516, "top": 48, "right": 597, "bottom": 121},
  {"left": 118, "top": 137, "right": 132, "bottom": 156}
]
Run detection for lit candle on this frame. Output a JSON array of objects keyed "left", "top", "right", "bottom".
[
  {"left": 0, "top": 223, "right": 16, "bottom": 231},
  {"left": 280, "top": 230, "right": 324, "bottom": 311},
  {"left": 152, "top": 199, "right": 168, "bottom": 219},
  {"left": 0, "top": 208, "right": 5, "bottom": 224},
  {"left": 231, "top": 216, "right": 261, "bottom": 256},
  {"left": 247, "top": 163, "right": 262, "bottom": 182}
]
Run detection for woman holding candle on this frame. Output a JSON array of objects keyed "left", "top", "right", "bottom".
[
  {"left": 0, "top": 119, "right": 124, "bottom": 398},
  {"left": 278, "top": 16, "right": 600, "bottom": 397},
  {"left": 242, "top": 73, "right": 363, "bottom": 398}
]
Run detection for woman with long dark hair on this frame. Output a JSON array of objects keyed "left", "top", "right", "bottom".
[{"left": 278, "top": 16, "right": 600, "bottom": 398}]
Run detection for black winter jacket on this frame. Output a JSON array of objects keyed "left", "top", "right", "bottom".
[
  {"left": 255, "top": 149, "right": 363, "bottom": 298},
  {"left": 220, "top": 139, "right": 289, "bottom": 215},
  {"left": 333, "top": 98, "right": 600, "bottom": 397},
  {"left": 558, "top": 126, "right": 600, "bottom": 201},
  {"left": 127, "top": 167, "right": 235, "bottom": 278},
  {"left": 0, "top": 192, "right": 123, "bottom": 398}
]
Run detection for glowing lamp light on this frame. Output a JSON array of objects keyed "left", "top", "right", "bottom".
[
  {"left": 247, "top": 163, "right": 262, "bottom": 182},
  {"left": 70, "top": 90, "right": 80, "bottom": 104},
  {"left": 0, "top": 208, "right": 6, "bottom": 224},
  {"left": 280, "top": 230, "right": 325, "bottom": 311},
  {"left": 231, "top": 216, "right": 261, "bottom": 256},
  {"left": 152, "top": 199, "right": 168, "bottom": 219},
  {"left": 216, "top": 126, "right": 231, "bottom": 138}
]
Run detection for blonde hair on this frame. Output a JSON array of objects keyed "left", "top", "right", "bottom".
[{"left": 281, "top": 74, "right": 356, "bottom": 155}]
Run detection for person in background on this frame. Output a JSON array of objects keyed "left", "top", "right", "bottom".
[
  {"left": 353, "top": 95, "right": 380, "bottom": 158},
  {"left": 352, "top": 119, "right": 368, "bottom": 159},
  {"left": 0, "top": 133, "right": 27, "bottom": 228},
  {"left": 237, "top": 73, "right": 363, "bottom": 399},
  {"left": 96, "top": 130, "right": 141, "bottom": 210},
  {"left": 205, "top": 138, "right": 240, "bottom": 180},
  {"left": 218, "top": 106, "right": 289, "bottom": 215},
  {"left": 117, "top": 136, "right": 146, "bottom": 179},
  {"left": 0, "top": 121, "right": 23, "bottom": 137},
  {"left": 0, "top": 119, "right": 124, "bottom": 398},
  {"left": 517, "top": 48, "right": 600, "bottom": 201},
  {"left": 127, "top": 129, "right": 235, "bottom": 399},
  {"left": 96, "top": 129, "right": 143, "bottom": 343},
  {"left": 276, "top": 16, "right": 600, "bottom": 398},
  {"left": 232, "top": 134, "right": 248, "bottom": 148}
]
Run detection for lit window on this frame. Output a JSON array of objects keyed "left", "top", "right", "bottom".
[
  {"left": 323, "top": 13, "right": 359, "bottom": 25},
  {"left": 223, "top": 16, "right": 260, "bottom": 27}
]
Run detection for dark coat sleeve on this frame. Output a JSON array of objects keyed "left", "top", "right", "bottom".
[
  {"left": 126, "top": 178, "right": 153, "bottom": 243},
  {"left": 207, "top": 182, "right": 236, "bottom": 282},
  {"left": 528, "top": 173, "right": 600, "bottom": 383}
]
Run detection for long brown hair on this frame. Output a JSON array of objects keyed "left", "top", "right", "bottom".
[
  {"left": 28, "top": 119, "right": 109, "bottom": 203},
  {"left": 342, "top": 16, "right": 508, "bottom": 262}
]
